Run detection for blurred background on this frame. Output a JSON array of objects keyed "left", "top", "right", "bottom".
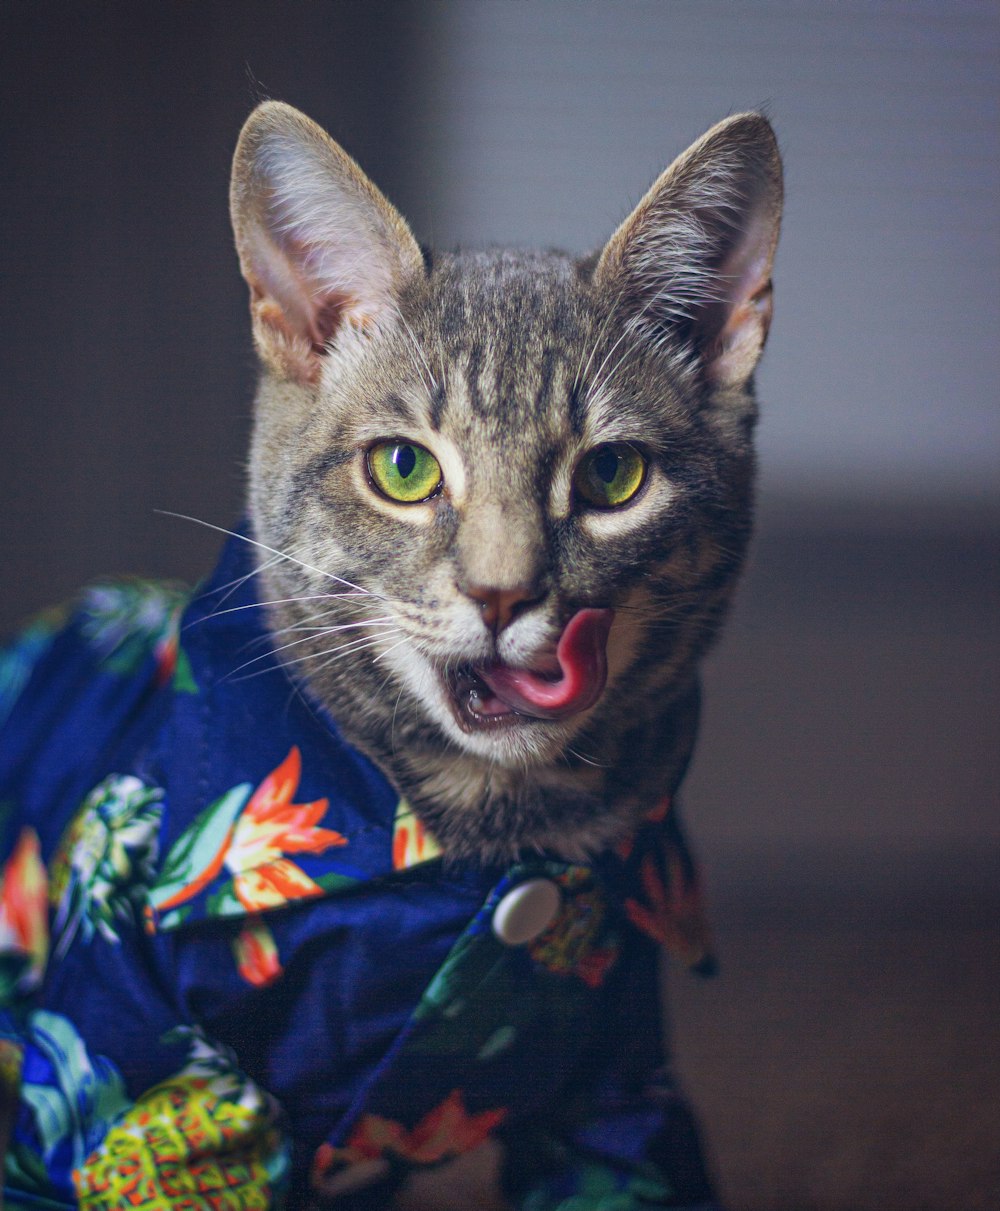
[{"left": 1, "top": 3, "right": 997, "bottom": 1208}]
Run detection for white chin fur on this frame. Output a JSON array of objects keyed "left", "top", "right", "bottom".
[{"left": 378, "top": 641, "right": 576, "bottom": 768}]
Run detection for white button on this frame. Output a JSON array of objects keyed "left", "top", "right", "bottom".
[{"left": 492, "top": 878, "right": 561, "bottom": 946}]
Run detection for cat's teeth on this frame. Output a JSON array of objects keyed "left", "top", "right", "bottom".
[
  {"left": 467, "top": 686, "right": 514, "bottom": 717},
  {"left": 450, "top": 669, "right": 516, "bottom": 722}
]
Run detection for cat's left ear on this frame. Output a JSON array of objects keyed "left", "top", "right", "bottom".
[
  {"left": 594, "top": 113, "right": 782, "bottom": 390},
  {"left": 230, "top": 101, "right": 425, "bottom": 384}
]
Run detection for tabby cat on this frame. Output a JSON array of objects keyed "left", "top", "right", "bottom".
[
  {"left": 233, "top": 102, "right": 782, "bottom": 862},
  {"left": 0, "top": 101, "right": 781, "bottom": 1211}
]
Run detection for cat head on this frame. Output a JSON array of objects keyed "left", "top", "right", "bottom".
[{"left": 230, "top": 102, "right": 781, "bottom": 858}]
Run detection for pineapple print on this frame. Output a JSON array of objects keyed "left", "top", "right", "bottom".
[{"left": 74, "top": 1028, "right": 289, "bottom": 1210}]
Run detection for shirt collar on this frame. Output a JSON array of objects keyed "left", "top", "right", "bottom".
[
  {"left": 146, "top": 529, "right": 461, "bottom": 932},
  {"left": 143, "top": 528, "right": 713, "bottom": 974}
]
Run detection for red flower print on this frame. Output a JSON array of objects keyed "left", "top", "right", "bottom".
[
  {"left": 149, "top": 746, "right": 348, "bottom": 922},
  {"left": 392, "top": 800, "right": 442, "bottom": 870},
  {"left": 0, "top": 827, "right": 48, "bottom": 989}
]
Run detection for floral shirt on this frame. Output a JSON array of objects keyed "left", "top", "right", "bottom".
[{"left": 0, "top": 532, "right": 719, "bottom": 1211}]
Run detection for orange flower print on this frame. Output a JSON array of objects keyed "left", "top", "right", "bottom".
[
  {"left": 392, "top": 799, "right": 442, "bottom": 870},
  {"left": 225, "top": 747, "right": 346, "bottom": 911},
  {"left": 0, "top": 826, "right": 49, "bottom": 993},
  {"left": 314, "top": 1090, "right": 507, "bottom": 1175},
  {"left": 233, "top": 918, "right": 283, "bottom": 988},
  {"left": 624, "top": 848, "right": 713, "bottom": 971},
  {"left": 149, "top": 747, "right": 347, "bottom": 923}
]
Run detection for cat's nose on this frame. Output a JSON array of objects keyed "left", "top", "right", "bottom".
[{"left": 461, "top": 583, "right": 543, "bottom": 634}]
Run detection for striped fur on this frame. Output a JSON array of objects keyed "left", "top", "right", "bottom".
[{"left": 231, "top": 103, "right": 782, "bottom": 862}]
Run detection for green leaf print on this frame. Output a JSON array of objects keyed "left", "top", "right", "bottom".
[
  {"left": 0, "top": 610, "right": 65, "bottom": 730},
  {"left": 49, "top": 776, "right": 164, "bottom": 958},
  {"left": 78, "top": 580, "right": 189, "bottom": 676},
  {"left": 147, "top": 783, "right": 251, "bottom": 915},
  {"left": 16, "top": 1010, "right": 130, "bottom": 1179},
  {"left": 172, "top": 641, "right": 198, "bottom": 693}
]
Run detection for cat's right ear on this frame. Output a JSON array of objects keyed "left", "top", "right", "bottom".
[{"left": 230, "top": 102, "right": 424, "bottom": 384}]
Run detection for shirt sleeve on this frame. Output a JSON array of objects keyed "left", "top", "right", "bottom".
[{"left": 0, "top": 607, "right": 67, "bottom": 734}]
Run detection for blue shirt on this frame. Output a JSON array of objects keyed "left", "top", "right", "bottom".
[{"left": 0, "top": 532, "right": 718, "bottom": 1210}]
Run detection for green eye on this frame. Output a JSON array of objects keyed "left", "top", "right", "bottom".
[
  {"left": 574, "top": 443, "right": 647, "bottom": 508},
  {"left": 367, "top": 441, "right": 443, "bottom": 503}
]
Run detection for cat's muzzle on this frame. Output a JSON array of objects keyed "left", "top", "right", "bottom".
[{"left": 446, "top": 607, "right": 614, "bottom": 731}]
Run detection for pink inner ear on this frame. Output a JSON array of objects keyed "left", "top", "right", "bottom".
[
  {"left": 717, "top": 210, "right": 775, "bottom": 315},
  {"left": 306, "top": 292, "right": 356, "bottom": 354},
  {"left": 697, "top": 211, "right": 776, "bottom": 385},
  {"left": 243, "top": 223, "right": 370, "bottom": 383},
  {"left": 232, "top": 107, "right": 426, "bottom": 385},
  {"left": 703, "top": 282, "right": 773, "bottom": 386},
  {"left": 274, "top": 232, "right": 365, "bottom": 353},
  {"left": 252, "top": 285, "right": 355, "bottom": 353}
]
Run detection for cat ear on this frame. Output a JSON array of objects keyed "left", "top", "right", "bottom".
[
  {"left": 594, "top": 113, "right": 782, "bottom": 390},
  {"left": 230, "top": 101, "right": 425, "bottom": 384}
]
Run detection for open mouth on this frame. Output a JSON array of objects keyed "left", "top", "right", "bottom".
[{"left": 445, "top": 608, "right": 614, "bottom": 732}]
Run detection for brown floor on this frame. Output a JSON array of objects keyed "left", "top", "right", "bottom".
[{"left": 671, "top": 849, "right": 999, "bottom": 1211}]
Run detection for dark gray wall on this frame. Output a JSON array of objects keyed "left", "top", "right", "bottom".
[
  {"left": 426, "top": 0, "right": 1000, "bottom": 501},
  {"left": 1, "top": 1, "right": 435, "bottom": 630}
]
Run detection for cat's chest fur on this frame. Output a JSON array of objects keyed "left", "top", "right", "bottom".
[{"left": 232, "top": 105, "right": 780, "bottom": 871}]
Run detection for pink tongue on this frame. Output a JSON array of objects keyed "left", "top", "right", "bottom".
[{"left": 478, "top": 608, "right": 614, "bottom": 721}]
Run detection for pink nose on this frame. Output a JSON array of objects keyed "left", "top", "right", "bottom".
[{"left": 461, "top": 583, "right": 542, "bottom": 633}]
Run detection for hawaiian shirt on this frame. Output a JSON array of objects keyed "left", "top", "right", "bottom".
[{"left": 0, "top": 531, "right": 719, "bottom": 1211}]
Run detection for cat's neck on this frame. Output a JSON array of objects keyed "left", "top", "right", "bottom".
[{"left": 317, "top": 661, "right": 702, "bottom": 864}]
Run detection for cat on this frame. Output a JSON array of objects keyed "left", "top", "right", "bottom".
[
  {"left": 233, "top": 101, "right": 781, "bottom": 863},
  {"left": 0, "top": 102, "right": 781, "bottom": 1211}
]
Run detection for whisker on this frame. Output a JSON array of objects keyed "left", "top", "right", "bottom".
[
  {"left": 583, "top": 320, "right": 636, "bottom": 404},
  {"left": 207, "top": 552, "right": 284, "bottom": 610},
  {"left": 224, "top": 623, "right": 397, "bottom": 677},
  {"left": 390, "top": 682, "right": 408, "bottom": 756},
  {"left": 186, "top": 593, "right": 363, "bottom": 634},
  {"left": 583, "top": 273, "right": 677, "bottom": 404},
  {"left": 389, "top": 301, "right": 437, "bottom": 393},
  {"left": 277, "top": 620, "right": 395, "bottom": 634},
  {"left": 304, "top": 633, "right": 404, "bottom": 677},
  {"left": 225, "top": 631, "right": 402, "bottom": 685},
  {"left": 369, "top": 636, "right": 410, "bottom": 666},
  {"left": 267, "top": 617, "right": 396, "bottom": 644},
  {"left": 249, "top": 608, "right": 346, "bottom": 643},
  {"left": 155, "top": 512, "right": 386, "bottom": 602},
  {"left": 566, "top": 744, "right": 609, "bottom": 770},
  {"left": 240, "top": 605, "right": 354, "bottom": 642},
  {"left": 436, "top": 325, "right": 449, "bottom": 395},
  {"left": 190, "top": 591, "right": 373, "bottom": 627},
  {"left": 573, "top": 285, "right": 625, "bottom": 397}
]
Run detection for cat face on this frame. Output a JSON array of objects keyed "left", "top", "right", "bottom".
[{"left": 230, "top": 103, "right": 781, "bottom": 856}]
